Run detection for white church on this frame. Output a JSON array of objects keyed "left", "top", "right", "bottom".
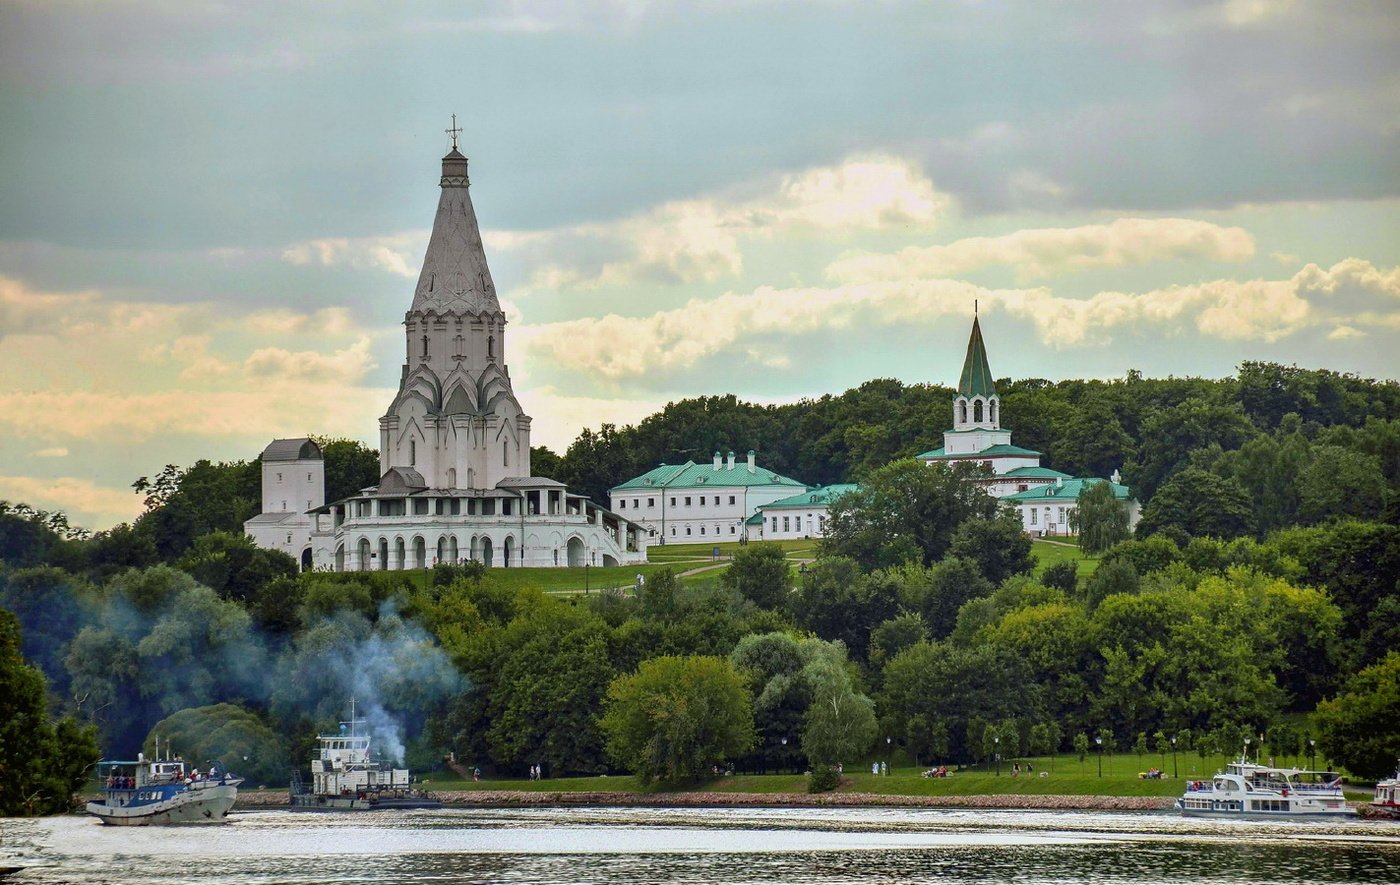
[{"left": 245, "top": 142, "right": 648, "bottom": 570}]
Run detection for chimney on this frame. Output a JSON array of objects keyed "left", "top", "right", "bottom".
[
  {"left": 726, "top": 450, "right": 735, "bottom": 469},
  {"left": 1111, "top": 468, "right": 1121, "bottom": 484},
  {"left": 746, "top": 450, "right": 756, "bottom": 473},
  {"left": 1056, "top": 476, "right": 1064, "bottom": 490},
  {"left": 713, "top": 451, "right": 722, "bottom": 470}
]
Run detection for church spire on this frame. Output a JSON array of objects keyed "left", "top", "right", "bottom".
[
  {"left": 410, "top": 125, "right": 499, "bottom": 317},
  {"left": 958, "top": 314, "right": 996, "bottom": 398}
]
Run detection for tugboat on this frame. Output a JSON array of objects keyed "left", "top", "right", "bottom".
[
  {"left": 86, "top": 739, "right": 242, "bottom": 826},
  {"left": 289, "top": 700, "right": 440, "bottom": 811},
  {"left": 1178, "top": 755, "right": 1353, "bottom": 819}
]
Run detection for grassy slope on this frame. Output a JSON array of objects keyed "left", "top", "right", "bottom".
[{"left": 1030, "top": 537, "right": 1101, "bottom": 580}]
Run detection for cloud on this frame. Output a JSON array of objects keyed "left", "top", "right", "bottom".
[
  {"left": 519, "top": 258, "right": 1400, "bottom": 379},
  {"left": 32, "top": 447, "right": 69, "bottom": 458},
  {"left": 281, "top": 232, "right": 428, "bottom": 278},
  {"left": 826, "top": 217, "right": 1256, "bottom": 283},
  {"left": 495, "top": 155, "right": 951, "bottom": 290},
  {"left": 243, "top": 336, "right": 377, "bottom": 384},
  {"left": 0, "top": 276, "right": 99, "bottom": 338},
  {"left": 0, "top": 475, "right": 144, "bottom": 528}
]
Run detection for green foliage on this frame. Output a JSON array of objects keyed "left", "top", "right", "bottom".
[
  {"left": 130, "top": 460, "right": 261, "bottom": 561},
  {"left": 896, "top": 557, "right": 994, "bottom": 640},
  {"left": 799, "top": 642, "right": 877, "bottom": 767},
  {"left": 947, "top": 510, "right": 1034, "bottom": 585},
  {"left": 0, "top": 609, "right": 100, "bottom": 815},
  {"left": 869, "top": 613, "right": 927, "bottom": 671},
  {"left": 1083, "top": 558, "right": 1140, "bottom": 609},
  {"left": 1136, "top": 468, "right": 1256, "bottom": 541},
  {"left": 720, "top": 543, "right": 790, "bottom": 609},
  {"left": 1314, "top": 652, "right": 1400, "bottom": 780},
  {"left": 313, "top": 437, "right": 382, "bottom": 506},
  {"left": 1040, "top": 561, "right": 1079, "bottom": 594},
  {"left": 806, "top": 765, "right": 840, "bottom": 793},
  {"left": 601, "top": 655, "right": 755, "bottom": 784},
  {"left": 1075, "top": 481, "right": 1131, "bottom": 555},
  {"left": 821, "top": 459, "right": 999, "bottom": 569},
  {"left": 144, "top": 704, "right": 288, "bottom": 786},
  {"left": 787, "top": 556, "right": 899, "bottom": 659},
  {"left": 176, "top": 531, "right": 297, "bottom": 603}
]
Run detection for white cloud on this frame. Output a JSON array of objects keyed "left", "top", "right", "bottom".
[
  {"left": 495, "top": 154, "right": 952, "bottom": 290},
  {"left": 827, "top": 217, "right": 1256, "bottom": 283},
  {"left": 32, "top": 447, "right": 69, "bottom": 458},
  {"left": 281, "top": 231, "right": 428, "bottom": 278},
  {"left": 519, "top": 258, "right": 1400, "bottom": 378},
  {"left": 0, "top": 475, "right": 144, "bottom": 528},
  {"left": 0, "top": 276, "right": 99, "bottom": 337}
]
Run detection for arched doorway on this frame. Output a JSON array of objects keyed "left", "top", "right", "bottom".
[
  {"left": 358, "top": 538, "right": 371, "bottom": 571},
  {"left": 413, "top": 537, "right": 427, "bottom": 569},
  {"left": 300, "top": 548, "right": 313, "bottom": 571},
  {"left": 447, "top": 536, "right": 458, "bottom": 562},
  {"left": 480, "top": 537, "right": 493, "bottom": 567},
  {"left": 503, "top": 535, "right": 514, "bottom": 568},
  {"left": 566, "top": 537, "right": 585, "bottom": 567},
  {"left": 378, "top": 538, "right": 389, "bottom": 571},
  {"left": 335, "top": 544, "right": 345, "bottom": 572},
  {"left": 437, "top": 536, "right": 447, "bottom": 563},
  {"left": 394, "top": 538, "right": 406, "bottom": 570}
]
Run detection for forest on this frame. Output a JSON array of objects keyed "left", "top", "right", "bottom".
[{"left": 1, "top": 359, "right": 1398, "bottom": 814}]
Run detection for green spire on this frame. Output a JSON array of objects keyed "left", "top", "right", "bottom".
[{"left": 958, "top": 316, "right": 996, "bottom": 398}]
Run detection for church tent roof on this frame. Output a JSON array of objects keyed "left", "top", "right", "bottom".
[
  {"left": 957, "top": 316, "right": 997, "bottom": 399},
  {"left": 410, "top": 149, "right": 501, "bottom": 317}
]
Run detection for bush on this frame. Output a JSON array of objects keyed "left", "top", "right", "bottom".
[{"left": 807, "top": 765, "right": 840, "bottom": 793}]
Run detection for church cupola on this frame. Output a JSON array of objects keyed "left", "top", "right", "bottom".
[{"left": 952, "top": 313, "right": 1000, "bottom": 431}]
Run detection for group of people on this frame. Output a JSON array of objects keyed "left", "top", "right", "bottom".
[
  {"left": 528, "top": 764, "right": 544, "bottom": 780},
  {"left": 921, "top": 766, "right": 951, "bottom": 778},
  {"left": 1011, "top": 762, "right": 1035, "bottom": 777},
  {"left": 105, "top": 774, "right": 136, "bottom": 789}
]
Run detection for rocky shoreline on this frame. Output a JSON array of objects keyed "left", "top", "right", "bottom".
[{"left": 227, "top": 789, "right": 1175, "bottom": 811}]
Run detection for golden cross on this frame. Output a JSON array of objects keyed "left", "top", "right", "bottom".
[{"left": 445, "top": 114, "right": 462, "bottom": 150}]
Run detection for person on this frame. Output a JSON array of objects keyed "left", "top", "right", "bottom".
[
  {"left": 1027, "top": 762, "right": 1033, "bottom": 773},
  {"left": 1012, "top": 762, "right": 1020, "bottom": 777},
  {"left": 872, "top": 762, "right": 879, "bottom": 776},
  {"left": 473, "top": 766, "right": 481, "bottom": 782}
]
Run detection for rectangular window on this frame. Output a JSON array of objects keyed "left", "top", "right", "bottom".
[
  {"left": 671, "top": 526, "right": 676, "bottom": 535},
  {"left": 728, "top": 495, "right": 735, "bottom": 505},
  {"left": 771, "top": 517, "right": 778, "bottom": 532},
  {"left": 634, "top": 498, "right": 640, "bottom": 509},
  {"left": 685, "top": 496, "right": 692, "bottom": 506},
  {"left": 699, "top": 496, "right": 706, "bottom": 505},
  {"left": 730, "top": 526, "right": 736, "bottom": 534},
  {"left": 783, "top": 516, "right": 791, "bottom": 532},
  {"left": 619, "top": 499, "right": 626, "bottom": 509},
  {"left": 1030, "top": 509, "right": 1038, "bottom": 525},
  {"left": 648, "top": 498, "right": 655, "bottom": 508},
  {"left": 670, "top": 497, "right": 677, "bottom": 506},
  {"left": 1057, "top": 506, "right": 1065, "bottom": 521}
]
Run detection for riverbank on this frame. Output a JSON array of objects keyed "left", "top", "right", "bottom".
[{"left": 225, "top": 788, "right": 1174, "bottom": 811}]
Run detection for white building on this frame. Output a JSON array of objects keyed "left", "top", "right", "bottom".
[
  {"left": 748, "top": 484, "right": 859, "bottom": 541},
  {"left": 920, "top": 314, "right": 1140, "bottom": 535},
  {"left": 245, "top": 141, "right": 647, "bottom": 570},
  {"left": 609, "top": 450, "right": 807, "bottom": 543}
]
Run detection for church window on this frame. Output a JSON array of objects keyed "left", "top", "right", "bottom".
[
  {"left": 686, "top": 527, "right": 692, "bottom": 536},
  {"left": 503, "top": 441, "right": 509, "bottom": 466},
  {"left": 487, "top": 335, "right": 496, "bottom": 359},
  {"left": 410, "top": 440, "right": 416, "bottom": 466},
  {"left": 959, "top": 401, "right": 968, "bottom": 424},
  {"left": 307, "top": 473, "right": 312, "bottom": 481},
  {"left": 729, "top": 526, "right": 736, "bottom": 534},
  {"left": 281, "top": 500, "right": 287, "bottom": 511},
  {"left": 453, "top": 334, "right": 464, "bottom": 357},
  {"left": 973, "top": 400, "right": 983, "bottom": 422},
  {"left": 277, "top": 473, "right": 283, "bottom": 482},
  {"left": 671, "top": 527, "right": 676, "bottom": 536},
  {"left": 700, "top": 526, "right": 705, "bottom": 535},
  {"left": 421, "top": 334, "right": 430, "bottom": 359},
  {"left": 699, "top": 496, "right": 705, "bottom": 505},
  {"left": 447, "top": 468, "right": 456, "bottom": 487}
]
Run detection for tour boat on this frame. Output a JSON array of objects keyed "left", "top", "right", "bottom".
[
  {"left": 289, "top": 700, "right": 440, "bottom": 811},
  {"left": 86, "top": 743, "right": 242, "bottom": 826},
  {"left": 1178, "top": 757, "right": 1353, "bottom": 819},
  {"left": 1369, "top": 761, "right": 1400, "bottom": 819}
]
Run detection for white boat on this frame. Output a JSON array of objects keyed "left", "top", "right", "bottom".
[
  {"left": 1178, "top": 757, "right": 1353, "bottom": 819},
  {"left": 1369, "top": 761, "right": 1400, "bottom": 819},
  {"left": 86, "top": 748, "right": 243, "bottom": 826},
  {"left": 289, "top": 700, "right": 440, "bottom": 811}
]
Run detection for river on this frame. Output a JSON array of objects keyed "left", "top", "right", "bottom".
[{"left": 3, "top": 806, "right": 1398, "bottom": 883}]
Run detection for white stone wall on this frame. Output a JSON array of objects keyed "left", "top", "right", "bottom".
[
  {"left": 760, "top": 505, "right": 831, "bottom": 540},
  {"left": 612, "top": 482, "right": 804, "bottom": 544},
  {"left": 261, "top": 458, "right": 324, "bottom": 515}
]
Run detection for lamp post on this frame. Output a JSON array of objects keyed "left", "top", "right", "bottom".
[
  {"left": 1309, "top": 739, "right": 1316, "bottom": 771},
  {"left": 781, "top": 736, "right": 788, "bottom": 774},
  {"left": 1171, "top": 736, "right": 1178, "bottom": 779},
  {"left": 886, "top": 736, "right": 892, "bottom": 776},
  {"left": 584, "top": 562, "right": 590, "bottom": 594},
  {"left": 1095, "top": 736, "right": 1103, "bottom": 778},
  {"left": 1244, "top": 735, "right": 1252, "bottom": 762},
  {"left": 994, "top": 735, "right": 1001, "bottom": 777}
]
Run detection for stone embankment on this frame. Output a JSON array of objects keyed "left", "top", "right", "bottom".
[{"left": 227, "top": 790, "right": 1174, "bottom": 811}]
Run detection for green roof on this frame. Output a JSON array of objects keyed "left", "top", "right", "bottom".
[
  {"left": 917, "top": 444, "right": 1043, "bottom": 459},
  {"left": 760, "top": 483, "right": 860, "bottom": 510},
  {"left": 611, "top": 459, "right": 807, "bottom": 493},
  {"left": 1002, "top": 466, "right": 1072, "bottom": 479},
  {"left": 1001, "top": 477, "right": 1133, "bottom": 503},
  {"left": 958, "top": 316, "right": 996, "bottom": 398}
]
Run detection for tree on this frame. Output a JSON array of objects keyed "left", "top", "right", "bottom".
[
  {"left": 1127, "top": 398, "right": 1258, "bottom": 502},
  {"left": 720, "top": 543, "right": 790, "bottom": 610},
  {"left": 1296, "top": 445, "right": 1387, "bottom": 525},
  {"left": 1074, "top": 480, "right": 1131, "bottom": 555},
  {"left": 130, "top": 459, "right": 261, "bottom": 560},
  {"left": 821, "top": 459, "right": 999, "bottom": 569},
  {"left": 144, "top": 704, "right": 288, "bottom": 787},
  {"left": 315, "top": 437, "right": 382, "bottom": 506},
  {"left": 1083, "top": 558, "right": 1139, "bottom": 609},
  {"left": 1313, "top": 652, "right": 1400, "bottom": 780},
  {"left": 799, "top": 645, "right": 877, "bottom": 768},
  {"left": 1041, "top": 561, "right": 1079, "bottom": 594},
  {"left": 947, "top": 510, "right": 1034, "bottom": 585},
  {"left": 1135, "top": 468, "right": 1255, "bottom": 541},
  {"left": 1050, "top": 397, "right": 1136, "bottom": 479},
  {"left": 869, "top": 613, "right": 927, "bottom": 673},
  {"left": 175, "top": 531, "right": 297, "bottom": 603},
  {"left": 601, "top": 655, "right": 755, "bottom": 783},
  {"left": 1073, "top": 731, "right": 1089, "bottom": 773},
  {"left": 0, "top": 609, "right": 101, "bottom": 815},
  {"left": 787, "top": 557, "right": 899, "bottom": 659},
  {"left": 896, "top": 558, "right": 993, "bottom": 640}
]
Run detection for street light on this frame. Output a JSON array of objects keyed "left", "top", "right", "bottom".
[
  {"left": 1309, "top": 739, "right": 1316, "bottom": 770},
  {"left": 886, "top": 736, "right": 892, "bottom": 776},
  {"left": 1244, "top": 735, "right": 1252, "bottom": 762},
  {"left": 781, "top": 736, "right": 788, "bottom": 773},
  {"left": 1171, "top": 736, "right": 1178, "bottom": 779},
  {"left": 994, "top": 735, "right": 1001, "bottom": 777},
  {"left": 1095, "top": 736, "right": 1103, "bottom": 778}
]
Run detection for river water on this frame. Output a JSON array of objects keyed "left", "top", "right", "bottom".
[{"left": 3, "top": 806, "right": 1398, "bottom": 884}]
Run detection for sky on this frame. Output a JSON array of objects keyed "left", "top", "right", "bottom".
[{"left": 1, "top": 0, "right": 1398, "bottom": 531}]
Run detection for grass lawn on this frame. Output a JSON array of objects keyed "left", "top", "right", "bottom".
[
  {"left": 419, "top": 751, "right": 1303, "bottom": 799},
  {"left": 647, "top": 539, "right": 820, "bottom": 563},
  {"left": 1030, "top": 537, "right": 1101, "bottom": 581}
]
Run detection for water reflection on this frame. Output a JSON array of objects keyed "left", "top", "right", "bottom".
[{"left": 3, "top": 806, "right": 1397, "bottom": 884}]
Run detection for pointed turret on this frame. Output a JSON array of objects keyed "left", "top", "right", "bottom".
[
  {"left": 958, "top": 315, "right": 996, "bottom": 399},
  {"left": 951, "top": 314, "right": 999, "bottom": 431},
  {"left": 410, "top": 148, "right": 500, "bottom": 316}
]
